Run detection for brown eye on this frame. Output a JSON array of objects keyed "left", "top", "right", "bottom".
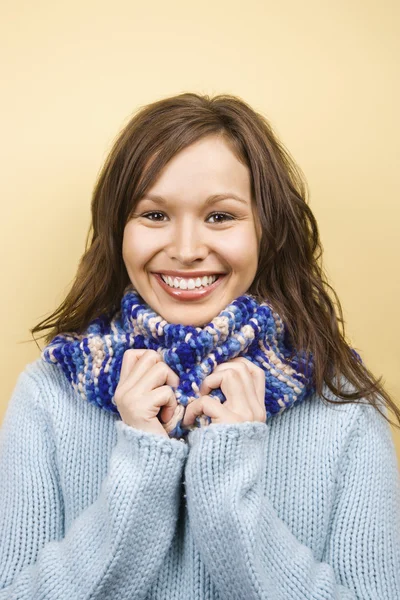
[
  {"left": 207, "top": 212, "right": 235, "bottom": 224},
  {"left": 142, "top": 211, "right": 166, "bottom": 221},
  {"left": 141, "top": 211, "right": 236, "bottom": 224}
]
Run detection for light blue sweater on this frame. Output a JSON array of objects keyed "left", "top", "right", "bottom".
[{"left": 0, "top": 358, "right": 399, "bottom": 599}]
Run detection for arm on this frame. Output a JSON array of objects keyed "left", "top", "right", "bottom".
[
  {"left": 184, "top": 407, "right": 400, "bottom": 599},
  {"left": 0, "top": 369, "right": 188, "bottom": 599}
]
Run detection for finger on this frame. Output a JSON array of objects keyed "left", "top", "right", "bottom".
[
  {"left": 152, "top": 387, "right": 180, "bottom": 424},
  {"left": 201, "top": 396, "right": 230, "bottom": 424},
  {"left": 198, "top": 363, "right": 241, "bottom": 395},
  {"left": 231, "top": 357, "right": 266, "bottom": 414},
  {"left": 119, "top": 350, "right": 179, "bottom": 396},
  {"left": 117, "top": 349, "right": 158, "bottom": 394},
  {"left": 200, "top": 364, "right": 256, "bottom": 416},
  {"left": 118, "top": 349, "right": 147, "bottom": 386},
  {"left": 138, "top": 361, "right": 180, "bottom": 392},
  {"left": 129, "top": 349, "right": 162, "bottom": 385},
  {"left": 182, "top": 396, "right": 225, "bottom": 427},
  {"left": 181, "top": 397, "right": 203, "bottom": 427}
]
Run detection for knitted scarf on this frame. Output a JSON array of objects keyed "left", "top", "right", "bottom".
[{"left": 41, "top": 283, "right": 317, "bottom": 439}]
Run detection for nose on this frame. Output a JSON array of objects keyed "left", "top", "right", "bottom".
[{"left": 165, "top": 219, "right": 208, "bottom": 264}]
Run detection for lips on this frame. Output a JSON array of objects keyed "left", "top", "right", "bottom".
[{"left": 153, "top": 273, "right": 226, "bottom": 300}]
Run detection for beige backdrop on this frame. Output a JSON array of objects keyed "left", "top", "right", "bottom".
[{"left": 1, "top": 0, "right": 399, "bottom": 466}]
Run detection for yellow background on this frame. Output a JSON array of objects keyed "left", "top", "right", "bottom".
[{"left": 1, "top": 1, "right": 399, "bottom": 466}]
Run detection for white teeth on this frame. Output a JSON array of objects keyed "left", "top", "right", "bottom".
[{"left": 160, "top": 274, "right": 219, "bottom": 290}]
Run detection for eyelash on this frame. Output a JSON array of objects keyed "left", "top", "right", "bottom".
[{"left": 140, "top": 211, "right": 236, "bottom": 224}]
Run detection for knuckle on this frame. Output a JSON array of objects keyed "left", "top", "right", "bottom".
[
  {"left": 212, "top": 362, "right": 226, "bottom": 372},
  {"left": 234, "top": 357, "right": 250, "bottom": 367},
  {"left": 230, "top": 368, "right": 241, "bottom": 378},
  {"left": 113, "top": 389, "right": 123, "bottom": 405},
  {"left": 154, "top": 361, "right": 168, "bottom": 373},
  {"left": 122, "top": 349, "right": 139, "bottom": 366}
]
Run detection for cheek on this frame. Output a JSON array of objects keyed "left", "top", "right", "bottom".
[
  {"left": 122, "top": 234, "right": 134, "bottom": 263},
  {"left": 122, "top": 226, "right": 159, "bottom": 267},
  {"left": 122, "top": 227, "right": 141, "bottom": 267},
  {"left": 224, "top": 235, "right": 258, "bottom": 266}
]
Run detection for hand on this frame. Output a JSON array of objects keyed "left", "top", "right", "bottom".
[
  {"left": 114, "top": 349, "right": 180, "bottom": 438},
  {"left": 181, "top": 357, "right": 266, "bottom": 428}
]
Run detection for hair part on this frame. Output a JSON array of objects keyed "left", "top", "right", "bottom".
[{"left": 30, "top": 92, "right": 400, "bottom": 430}]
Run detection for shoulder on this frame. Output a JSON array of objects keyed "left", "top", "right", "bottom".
[
  {"left": 5, "top": 358, "right": 120, "bottom": 456},
  {"left": 16, "top": 357, "right": 72, "bottom": 395},
  {"left": 8, "top": 358, "right": 81, "bottom": 421},
  {"left": 269, "top": 376, "right": 396, "bottom": 471}
]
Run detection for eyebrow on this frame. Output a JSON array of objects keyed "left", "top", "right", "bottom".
[{"left": 138, "top": 193, "right": 248, "bottom": 207}]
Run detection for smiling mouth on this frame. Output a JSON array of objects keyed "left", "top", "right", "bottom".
[{"left": 153, "top": 273, "right": 226, "bottom": 300}]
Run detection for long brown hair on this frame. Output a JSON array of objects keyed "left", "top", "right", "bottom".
[{"left": 30, "top": 92, "right": 400, "bottom": 429}]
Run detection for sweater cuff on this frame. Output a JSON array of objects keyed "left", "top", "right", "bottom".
[
  {"left": 116, "top": 420, "right": 189, "bottom": 461},
  {"left": 187, "top": 420, "right": 268, "bottom": 451}
]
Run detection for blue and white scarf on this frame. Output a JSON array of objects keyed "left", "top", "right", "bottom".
[{"left": 42, "top": 283, "right": 318, "bottom": 439}]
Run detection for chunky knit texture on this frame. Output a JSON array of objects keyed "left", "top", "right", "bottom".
[
  {"left": 40, "top": 284, "right": 318, "bottom": 439},
  {"left": 1, "top": 358, "right": 399, "bottom": 599}
]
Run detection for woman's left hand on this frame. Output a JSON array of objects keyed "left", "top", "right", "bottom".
[{"left": 181, "top": 357, "right": 267, "bottom": 428}]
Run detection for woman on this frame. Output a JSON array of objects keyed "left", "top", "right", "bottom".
[{"left": 1, "top": 92, "right": 399, "bottom": 599}]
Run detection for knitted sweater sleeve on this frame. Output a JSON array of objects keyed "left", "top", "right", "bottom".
[
  {"left": 0, "top": 369, "right": 188, "bottom": 599},
  {"left": 184, "top": 406, "right": 400, "bottom": 600}
]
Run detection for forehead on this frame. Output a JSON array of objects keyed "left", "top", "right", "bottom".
[{"left": 141, "top": 136, "right": 252, "bottom": 202}]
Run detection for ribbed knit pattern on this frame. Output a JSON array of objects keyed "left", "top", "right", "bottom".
[
  {"left": 1, "top": 358, "right": 399, "bottom": 599},
  {"left": 40, "top": 283, "right": 318, "bottom": 439}
]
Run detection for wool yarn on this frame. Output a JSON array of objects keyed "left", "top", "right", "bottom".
[{"left": 41, "top": 283, "right": 318, "bottom": 439}]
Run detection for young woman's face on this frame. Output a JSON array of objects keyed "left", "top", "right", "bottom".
[{"left": 122, "top": 134, "right": 262, "bottom": 326}]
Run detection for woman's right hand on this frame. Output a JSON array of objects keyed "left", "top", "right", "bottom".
[{"left": 114, "top": 349, "right": 180, "bottom": 439}]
